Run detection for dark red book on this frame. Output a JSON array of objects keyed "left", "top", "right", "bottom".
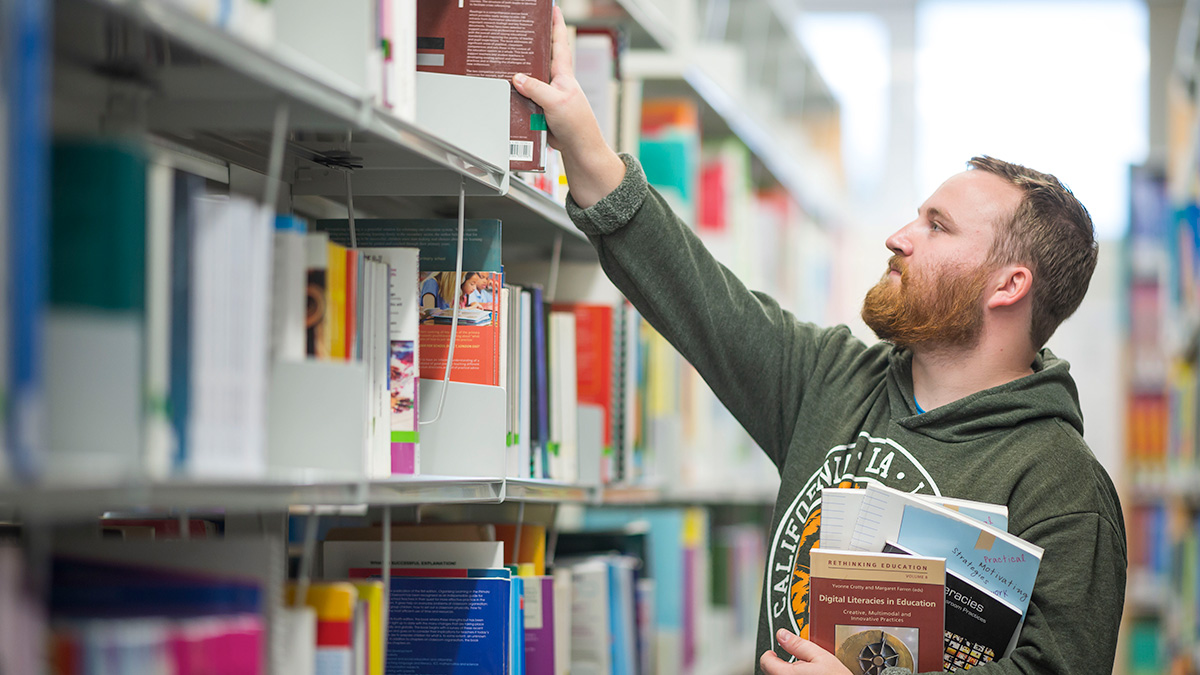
[
  {"left": 416, "top": 0, "right": 552, "bottom": 172},
  {"left": 807, "top": 548, "right": 945, "bottom": 675}
]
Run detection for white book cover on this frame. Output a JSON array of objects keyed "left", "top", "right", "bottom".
[
  {"left": 359, "top": 259, "right": 379, "bottom": 478},
  {"left": 621, "top": 304, "right": 639, "bottom": 483},
  {"left": 371, "top": 259, "right": 392, "bottom": 478},
  {"left": 574, "top": 33, "right": 618, "bottom": 149},
  {"left": 552, "top": 567, "right": 573, "bottom": 675},
  {"left": 355, "top": 247, "right": 420, "bottom": 475},
  {"left": 271, "top": 226, "right": 308, "bottom": 362},
  {"left": 548, "top": 311, "right": 578, "bottom": 483},
  {"left": 561, "top": 321, "right": 579, "bottom": 484},
  {"left": 821, "top": 485, "right": 1011, "bottom": 551},
  {"left": 562, "top": 559, "right": 612, "bottom": 674},
  {"left": 322, "top": 540, "right": 505, "bottom": 579},
  {"left": 188, "top": 196, "right": 271, "bottom": 478},
  {"left": 517, "top": 290, "right": 533, "bottom": 478},
  {"left": 386, "top": 0, "right": 417, "bottom": 122},
  {"left": 144, "top": 161, "right": 176, "bottom": 478}
]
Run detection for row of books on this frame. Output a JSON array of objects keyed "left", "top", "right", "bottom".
[
  {"left": 0, "top": 133, "right": 780, "bottom": 487},
  {"left": 0, "top": 504, "right": 767, "bottom": 675},
  {"left": 1123, "top": 163, "right": 1200, "bottom": 670},
  {"left": 808, "top": 484, "right": 1041, "bottom": 673}
]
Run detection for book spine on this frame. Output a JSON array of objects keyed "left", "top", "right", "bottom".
[{"left": 5, "top": 0, "right": 50, "bottom": 481}]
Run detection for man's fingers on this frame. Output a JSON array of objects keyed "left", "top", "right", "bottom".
[
  {"left": 778, "top": 636, "right": 829, "bottom": 663},
  {"left": 549, "top": 5, "right": 573, "bottom": 80},
  {"left": 760, "top": 650, "right": 794, "bottom": 675},
  {"left": 512, "top": 73, "right": 557, "bottom": 108}
]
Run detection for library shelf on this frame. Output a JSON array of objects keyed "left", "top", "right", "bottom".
[
  {"left": 64, "top": 0, "right": 588, "bottom": 254},
  {"left": 624, "top": 47, "right": 843, "bottom": 223},
  {"left": 0, "top": 476, "right": 593, "bottom": 521},
  {"left": 611, "top": 0, "right": 678, "bottom": 50},
  {"left": 597, "top": 483, "right": 779, "bottom": 506}
]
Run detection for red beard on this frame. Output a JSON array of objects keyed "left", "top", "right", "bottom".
[{"left": 861, "top": 255, "right": 991, "bottom": 350}]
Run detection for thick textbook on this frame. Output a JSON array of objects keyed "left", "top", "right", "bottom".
[
  {"left": 808, "top": 548, "right": 945, "bottom": 675},
  {"left": 316, "top": 219, "right": 504, "bottom": 388},
  {"left": 415, "top": 0, "right": 552, "bottom": 172}
]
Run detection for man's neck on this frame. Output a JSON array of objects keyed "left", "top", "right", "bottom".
[{"left": 910, "top": 340, "right": 1035, "bottom": 412}]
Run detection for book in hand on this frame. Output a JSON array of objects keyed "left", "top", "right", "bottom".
[
  {"left": 884, "top": 542, "right": 1023, "bottom": 670},
  {"left": 807, "top": 548, "right": 945, "bottom": 675},
  {"left": 415, "top": 0, "right": 552, "bottom": 172}
]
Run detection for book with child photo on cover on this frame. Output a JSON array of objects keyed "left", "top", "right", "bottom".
[{"left": 316, "top": 218, "right": 505, "bottom": 388}]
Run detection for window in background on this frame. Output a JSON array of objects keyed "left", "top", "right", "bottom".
[
  {"left": 798, "top": 13, "right": 891, "bottom": 204},
  {"left": 915, "top": 0, "right": 1148, "bottom": 241}
]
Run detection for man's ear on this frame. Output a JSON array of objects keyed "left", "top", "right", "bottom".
[{"left": 986, "top": 265, "right": 1032, "bottom": 309}]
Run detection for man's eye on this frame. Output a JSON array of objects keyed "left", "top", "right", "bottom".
[{"left": 931, "top": 221, "right": 943, "bottom": 232}]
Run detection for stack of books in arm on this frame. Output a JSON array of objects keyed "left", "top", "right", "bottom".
[{"left": 812, "top": 484, "right": 1042, "bottom": 673}]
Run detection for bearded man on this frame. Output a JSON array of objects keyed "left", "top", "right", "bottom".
[{"left": 513, "top": 8, "right": 1126, "bottom": 675}]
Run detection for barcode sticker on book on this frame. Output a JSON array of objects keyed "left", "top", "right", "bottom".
[{"left": 510, "top": 141, "right": 534, "bottom": 161}]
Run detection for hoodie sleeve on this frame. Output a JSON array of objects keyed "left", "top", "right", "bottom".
[
  {"left": 566, "top": 153, "right": 820, "bottom": 467},
  {"left": 915, "top": 511, "right": 1126, "bottom": 675}
]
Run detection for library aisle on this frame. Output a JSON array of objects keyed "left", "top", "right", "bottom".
[{"left": 0, "top": 0, "right": 1185, "bottom": 674}]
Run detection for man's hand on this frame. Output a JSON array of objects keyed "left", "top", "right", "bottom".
[
  {"left": 511, "top": 5, "right": 625, "bottom": 208},
  {"left": 760, "top": 629, "right": 854, "bottom": 675}
]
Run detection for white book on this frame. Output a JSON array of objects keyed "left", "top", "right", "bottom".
[
  {"left": 144, "top": 161, "right": 176, "bottom": 478},
  {"left": 574, "top": 33, "right": 619, "bottom": 149},
  {"left": 322, "top": 540, "right": 505, "bottom": 579},
  {"left": 271, "top": 220, "right": 308, "bottom": 362},
  {"left": 821, "top": 485, "right": 1010, "bottom": 551},
  {"left": 562, "top": 558, "right": 612, "bottom": 674},
  {"left": 517, "top": 290, "right": 533, "bottom": 478},
  {"left": 371, "top": 259, "right": 392, "bottom": 478},
  {"left": 387, "top": 0, "right": 417, "bottom": 122},
  {"left": 353, "top": 247, "right": 420, "bottom": 475},
  {"left": 552, "top": 567, "right": 573, "bottom": 675},
  {"left": 188, "top": 196, "right": 271, "bottom": 478},
  {"left": 548, "top": 311, "right": 578, "bottom": 483}
]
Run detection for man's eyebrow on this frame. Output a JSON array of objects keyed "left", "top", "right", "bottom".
[{"left": 924, "top": 206, "right": 957, "bottom": 228}]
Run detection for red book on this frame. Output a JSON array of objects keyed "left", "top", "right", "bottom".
[
  {"left": 553, "top": 304, "right": 615, "bottom": 453},
  {"left": 807, "top": 548, "right": 945, "bottom": 675},
  {"left": 416, "top": 0, "right": 552, "bottom": 172}
]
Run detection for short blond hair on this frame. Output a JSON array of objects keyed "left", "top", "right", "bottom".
[{"left": 968, "top": 156, "right": 1098, "bottom": 349}]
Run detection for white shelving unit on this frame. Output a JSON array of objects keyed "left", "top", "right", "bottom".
[{"left": 4, "top": 1, "right": 837, "bottom": 670}]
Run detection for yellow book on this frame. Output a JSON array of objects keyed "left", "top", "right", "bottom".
[
  {"left": 350, "top": 580, "right": 385, "bottom": 675},
  {"left": 494, "top": 523, "right": 547, "bottom": 576},
  {"left": 286, "top": 581, "right": 357, "bottom": 622},
  {"left": 327, "top": 240, "right": 348, "bottom": 360}
]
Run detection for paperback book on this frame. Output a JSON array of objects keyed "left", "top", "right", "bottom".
[
  {"left": 884, "top": 542, "right": 1023, "bottom": 670},
  {"left": 315, "top": 219, "right": 504, "bottom": 388},
  {"left": 808, "top": 548, "right": 945, "bottom": 675},
  {"left": 415, "top": 0, "right": 552, "bottom": 172}
]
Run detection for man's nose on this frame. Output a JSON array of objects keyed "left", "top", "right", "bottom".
[{"left": 885, "top": 225, "right": 912, "bottom": 257}]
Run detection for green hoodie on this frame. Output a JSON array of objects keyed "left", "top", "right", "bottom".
[{"left": 565, "top": 155, "right": 1127, "bottom": 675}]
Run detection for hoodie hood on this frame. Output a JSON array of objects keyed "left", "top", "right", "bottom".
[{"left": 887, "top": 348, "right": 1084, "bottom": 443}]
